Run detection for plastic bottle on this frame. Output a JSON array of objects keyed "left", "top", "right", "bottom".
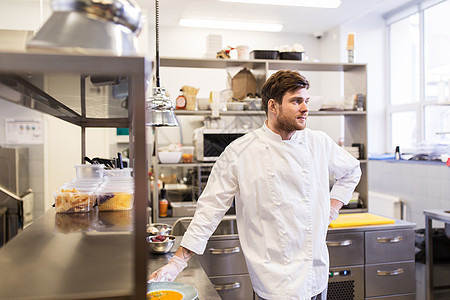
[{"left": 159, "top": 183, "right": 168, "bottom": 217}]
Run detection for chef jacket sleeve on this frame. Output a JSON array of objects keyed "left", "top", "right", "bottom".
[
  {"left": 324, "top": 132, "right": 361, "bottom": 205},
  {"left": 180, "top": 146, "right": 238, "bottom": 254}
]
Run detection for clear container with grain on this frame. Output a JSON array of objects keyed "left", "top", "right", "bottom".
[{"left": 97, "top": 184, "right": 134, "bottom": 211}]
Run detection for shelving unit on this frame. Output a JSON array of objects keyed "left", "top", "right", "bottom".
[
  {"left": 152, "top": 57, "right": 368, "bottom": 222},
  {"left": 0, "top": 52, "right": 149, "bottom": 299}
]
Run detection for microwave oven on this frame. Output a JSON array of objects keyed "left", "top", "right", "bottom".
[{"left": 193, "top": 127, "right": 250, "bottom": 161}]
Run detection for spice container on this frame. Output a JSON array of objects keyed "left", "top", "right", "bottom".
[{"left": 181, "top": 146, "right": 194, "bottom": 163}]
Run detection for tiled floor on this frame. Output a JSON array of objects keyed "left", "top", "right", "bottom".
[{"left": 415, "top": 262, "right": 450, "bottom": 299}]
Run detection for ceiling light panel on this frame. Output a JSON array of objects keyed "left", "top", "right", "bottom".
[
  {"left": 179, "top": 18, "right": 283, "bottom": 32},
  {"left": 219, "top": 0, "right": 342, "bottom": 9}
]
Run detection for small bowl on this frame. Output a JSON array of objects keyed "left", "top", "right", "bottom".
[
  {"left": 158, "top": 151, "right": 182, "bottom": 164},
  {"left": 147, "top": 235, "right": 176, "bottom": 254},
  {"left": 147, "top": 223, "right": 172, "bottom": 236},
  {"left": 226, "top": 102, "right": 245, "bottom": 111}
]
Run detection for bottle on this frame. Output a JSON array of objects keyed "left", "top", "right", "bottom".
[
  {"left": 395, "top": 146, "right": 401, "bottom": 160},
  {"left": 159, "top": 182, "right": 168, "bottom": 217},
  {"left": 176, "top": 94, "right": 186, "bottom": 110}
]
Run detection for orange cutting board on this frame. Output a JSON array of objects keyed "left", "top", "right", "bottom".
[{"left": 329, "top": 213, "right": 395, "bottom": 228}]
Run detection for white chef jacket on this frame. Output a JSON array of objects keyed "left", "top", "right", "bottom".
[{"left": 181, "top": 123, "right": 361, "bottom": 300}]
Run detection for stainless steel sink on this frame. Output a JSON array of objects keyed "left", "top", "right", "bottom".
[{"left": 171, "top": 216, "right": 238, "bottom": 239}]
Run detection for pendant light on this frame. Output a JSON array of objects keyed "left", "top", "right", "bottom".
[{"left": 145, "top": 0, "right": 179, "bottom": 127}]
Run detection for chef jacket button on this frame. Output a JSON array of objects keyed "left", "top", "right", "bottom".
[
  {"left": 282, "top": 230, "right": 286, "bottom": 235},
  {"left": 303, "top": 169, "right": 308, "bottom": 174}
]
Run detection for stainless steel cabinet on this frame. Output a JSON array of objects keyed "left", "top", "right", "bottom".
[
  {"left": 196, "top": 236, "right": 253, "bottom": 299},
  {"left": 327, "top": 222, "right": 416, "bottom": 300}
]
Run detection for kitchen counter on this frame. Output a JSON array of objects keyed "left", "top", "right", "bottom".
[
  {"left": 147, "top": 238, "right": 221, "bottom": 300},
  {"left": 328, "top": 218, "right": 416, "bottom": 232},
  {"left": 0, "top": 208, "right": 219, "bottom": 300}
]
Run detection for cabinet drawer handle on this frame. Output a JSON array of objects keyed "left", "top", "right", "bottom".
[
  {"left": 377, "top": 268, "right": 404, "bottom": 276},
  {"left": 214, "top": 282, "right": 240, "bottom": 291},
  {"left": 208, "top": 246, "right": 240, "bottom": 254},
  {"left": 326, "top": 240, "right": 352, "bottom": 247},
  {"left": 377, "top": 236, "right": 403, "bottom": 243}
]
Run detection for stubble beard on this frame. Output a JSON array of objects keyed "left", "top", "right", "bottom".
[{"left": 275, "top": 110, "right": 306, "bottom": 134}]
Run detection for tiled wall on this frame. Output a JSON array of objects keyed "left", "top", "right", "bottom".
[{"left": 369, "top": 160, "right": 450, "bottom": 229}]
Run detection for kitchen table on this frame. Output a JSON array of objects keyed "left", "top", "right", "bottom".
[{"left": 423, "top": 209, "right": 450, "bottom": 300}]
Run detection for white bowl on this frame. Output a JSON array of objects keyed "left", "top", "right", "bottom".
[
  {"left": 226, "top": 102, "right": 245, "bottom": 111},
  {"left": 158, "top": 151, "right": 182, "bottom": 164}
]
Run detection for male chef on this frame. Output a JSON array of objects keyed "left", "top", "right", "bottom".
[{"left": 149, "top": 70, "right": 361, "bottom": 300}]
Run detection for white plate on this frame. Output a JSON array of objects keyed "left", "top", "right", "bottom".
[{"left": 147, "top": 282, "right": 198, "bottom": 300}]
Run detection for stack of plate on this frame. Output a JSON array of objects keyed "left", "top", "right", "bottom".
[{"left": 344, "top": 147, "right": 360, "bottom": 159}]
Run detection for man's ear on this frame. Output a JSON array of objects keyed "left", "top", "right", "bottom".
[{"left": 268, "top": 99, "right": 277, "bottom": 113}]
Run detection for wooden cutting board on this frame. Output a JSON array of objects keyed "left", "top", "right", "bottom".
[{"left": 329, "top": 213, "right": 395, "bottom": 228}]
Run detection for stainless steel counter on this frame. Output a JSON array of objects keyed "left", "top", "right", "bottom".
[
  {"left": 0, "top": 208, "right": 134, "bottom": 299},
  {"left": 0, "top": 208, "right": 220, "bottom": 300}
]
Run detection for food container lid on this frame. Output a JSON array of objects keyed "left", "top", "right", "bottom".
[
  {"left": 104, "top": 168, "right": 133, "bottom": 178},
  {"left": 97, "top": 184, "right": 134, "bottom": 193},
  {"left": 61, "top": 183, "right": 98, "bottom": 192}
]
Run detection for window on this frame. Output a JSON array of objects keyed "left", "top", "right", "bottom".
[{"left": 388, "top": 0, "right": 450, "bottom": 152}]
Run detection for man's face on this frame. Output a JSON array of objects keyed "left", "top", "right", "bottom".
[{"left": 274, "top": 88, "right": 310, "bottom": 132}]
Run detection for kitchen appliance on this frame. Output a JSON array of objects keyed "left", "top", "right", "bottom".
[
  {"left": 328, "top": 266, "right": 364, "bottom": 299},
  {"left": 193, "top": 127, "right": 250, "bottom": 161},
  {"left": 26, "top": 0, "right": 143, "bottom": 56},
  {"left": 0, "top": 147, "right": 33, "bottom": 244}
]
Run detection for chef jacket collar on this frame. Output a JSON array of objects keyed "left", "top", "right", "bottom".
[{"left": 262, "top": 121, "right": 306, "bottom": 144}]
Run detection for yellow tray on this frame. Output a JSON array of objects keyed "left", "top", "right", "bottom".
[{"left": 329, "top": 213, "right": 395, "bottom": 228}]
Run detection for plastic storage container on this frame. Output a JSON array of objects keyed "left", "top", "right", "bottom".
[
  {"left": 250, "top": 50, "right": 279, "bottom": 60},
  {"left": 54, "top": 188, "right": 95, "bottom": 213},
  {"left": 104, "top": 168, "right": 133, "bottom": 178},
  {"left": 75, "top": 164, "right": 105, "bottom": 179},
  {"left": 279, "top": 51, "right": 304, "bottom": 61},
  {"left": 181, "top": 146, "right": 194, "bottom": 163},
  {"left": 97, "top": 185, "right": 134, "bottom": 211}
]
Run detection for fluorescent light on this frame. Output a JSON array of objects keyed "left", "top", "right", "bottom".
[
  {"left": 219, "top": 0, "right": 342, "bottom": 9},
  {"left": 179, "top": 18, "right": 283, "bottom": 32}
]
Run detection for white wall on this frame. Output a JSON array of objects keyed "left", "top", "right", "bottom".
[{"left": 338, "top": 13, "right": 387, "bottom": 155}]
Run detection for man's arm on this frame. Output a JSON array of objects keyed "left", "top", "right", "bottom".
[{"left": 148, "top": 246, "right": 194, "bottom": 281}]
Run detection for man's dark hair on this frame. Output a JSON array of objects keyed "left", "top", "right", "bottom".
[{"left": 261, "top": 70, "right": 310, "bottom": 114}]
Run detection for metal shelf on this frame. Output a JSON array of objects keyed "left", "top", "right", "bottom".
[
  {"left": 174, "top": 110, "right": 366, "bottom": 116},
  {"left": 0, "top": 51, "right": 149, "bottom": 299},
  {"left": 157, "top": 162, "right": 215, "bottom": 168}
]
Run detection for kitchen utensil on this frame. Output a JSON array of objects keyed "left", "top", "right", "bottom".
[
  {"left": 147, "top": 223, "right": 172, "bottom": 236},
  {"left": 117, "top": 152, "right": 124, "bottom": 169},
  {"left": 329, "top": 213, "right": 395, "bottom": 228},
  {"left": 146, "top": 235, "right": 175, "bottom": 254},
  {"left": 147, "top": 282, "right": 198, "bottom": 300}
]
